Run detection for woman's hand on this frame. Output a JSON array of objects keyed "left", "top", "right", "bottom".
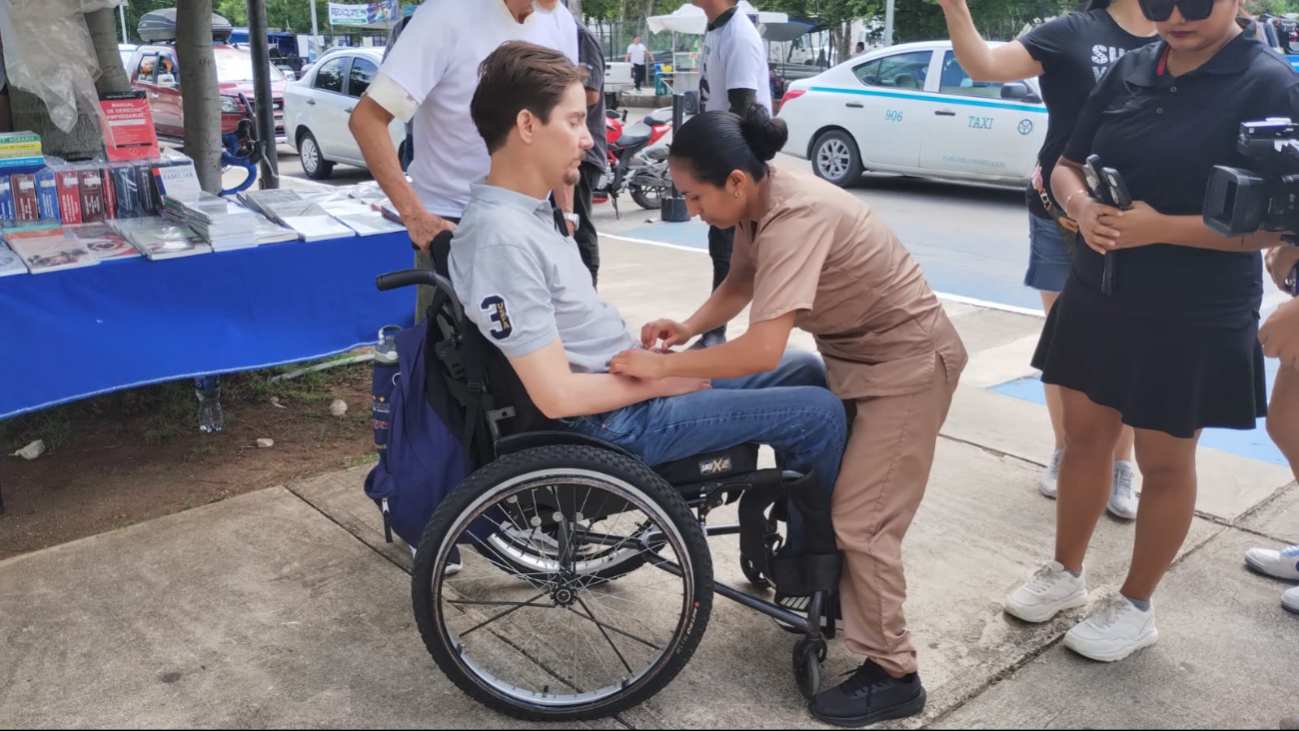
[
  {"left": 1075, "top": 197, "right": 1126, "bottom": 254},
  {"left": 641, "top": 319, "right": 695, "bottom": 350},
  {"left": 1267, "top": 246, "right": 1299, "bottom": 291},
  {"left": 1096, "top": 201, "right": 1166, "bottom": 250},
  {"left": 610, "top": 349, "right": 670, "bottom": 380},
  {"left": 1261, "top": 298, "right": 1299, "bottom": 370}
]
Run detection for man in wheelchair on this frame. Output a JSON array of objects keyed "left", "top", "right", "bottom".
[{"left": 450, "top": 44, "right": 848, "bottom": 544}]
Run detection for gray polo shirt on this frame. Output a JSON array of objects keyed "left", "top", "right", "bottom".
[{"left": 449, "top": 182, "right": 639, "bottom": 373}]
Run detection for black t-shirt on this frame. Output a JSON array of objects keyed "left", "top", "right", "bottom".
[
  {"left": 1062, "top": 27, "right": 1299, "bottom": 317},
  {"left": 1020, "top": 10, "right": 1159, "bottom": 216},
  {"left": 577, "top": 24, "right": 608, "bottom": 170}
]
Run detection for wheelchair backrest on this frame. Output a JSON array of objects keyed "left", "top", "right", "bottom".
[{"left": 424, "top": 232, "right": 552, "bottom": 459}]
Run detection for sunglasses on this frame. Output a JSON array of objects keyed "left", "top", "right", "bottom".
[{"left": 1138, "top": 0, "right": 1219, "bottom": 22}]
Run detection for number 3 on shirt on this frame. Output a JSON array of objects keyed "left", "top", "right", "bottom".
[{"left": 481, "top": 295, "right": 513, "bottom": 341}]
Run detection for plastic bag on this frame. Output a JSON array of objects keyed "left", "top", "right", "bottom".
[{"left": 0, "top": 0, "right": 125, "bottom": 133}]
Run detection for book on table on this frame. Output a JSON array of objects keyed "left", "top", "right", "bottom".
[
  {"left": 7, "top": 233, "right": 98, "bottom": 274},
  {"left": 117, "top": 217, "right": 213, "bottom": 260},
  {"left": 0, "top": 242, "right": 29, "bottom": 277},
  {"left": 250, "top": 212, "right": 299, "bottom": 245},
  {"left": 329, "top": 200, "right": 406, "bottom": 236},
  {"left": 67, "top": 223, "right": 141, "bottom": 261}
]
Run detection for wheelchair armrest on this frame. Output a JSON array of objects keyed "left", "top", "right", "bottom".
[{"left": 376, "top": 269, "right": 464, "bottom": 324}]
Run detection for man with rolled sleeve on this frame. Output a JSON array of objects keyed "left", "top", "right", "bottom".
[{"left": 348, "top": 0, "right": 579, "bottom": 322}]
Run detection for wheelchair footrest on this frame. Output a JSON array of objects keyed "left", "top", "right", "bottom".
[{"left": 770, "top": 552, "right": 843, "bottom": 597}]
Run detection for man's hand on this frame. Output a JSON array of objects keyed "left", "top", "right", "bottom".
[
  {"left": 565, "top": 220, "right": 577, "bottom": 238},
  {"left": 1262, "top": 298, "right": 1299, "bottom": 370},
  {"left": 610, "top": 349, "right": 670, "bottom": 380},
  {"left": 1267, "top": 246, "right": 1299, "bottom": 291},
  {"left": 641, "top": 319, "right": 695, "bottom": 350},
  {"left": 657, "top": 376, "right": 711, "bottom": 398},
  {"left": 408, "top": 211, "right": 457, "bottom": 252}
]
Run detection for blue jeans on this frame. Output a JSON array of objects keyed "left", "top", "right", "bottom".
[{"left": 557, "top": 350, "right": 848, "bottom": 495}]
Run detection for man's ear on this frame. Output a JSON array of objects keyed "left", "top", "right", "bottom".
[{"left": 516, "top": 109, "right": 536, "bottom": 145}]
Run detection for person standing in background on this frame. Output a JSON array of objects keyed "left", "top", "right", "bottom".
[
  {"left": 348, "top": 0, "right": 578, "bottom": 323},
  {"left": 573, "top": 22, "right": 607, "bottom": 286},
  {"left": 854, "top": 41, "right": 867, "bottom": 56},
  {"left": 936, "top": 0, "right": 1158, "bottom": 519},
  {"left": 692, "top": 0, "right": 772, "bottom": 348},
  {"left": 626, "top": 35, "right": 649, "bottom": 91}
]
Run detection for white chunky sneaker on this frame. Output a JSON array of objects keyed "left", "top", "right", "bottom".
[
  {"left": 1107, "top": 461, "right": 1139, "bottom": 521},
  {"left": 1064, "top": 595, "right": 1159, "bottom": 662},
  {"left": 1284, "top": 586, "right": 1299, "bottom": 616},
  {"left": 1005, "top": 561, "right": 1088, "bottom": 624},
  {"left": 1245, "top": 544, "right": 1299, "bottom": 582},
  {"left": 1039, "top": 450, "right": 1063, "bottom": 500},
  {"left": 410, "top": 545, "right": 463, "bottom": 576}
]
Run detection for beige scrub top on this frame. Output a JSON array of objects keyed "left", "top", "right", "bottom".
[{"left": 729, "top": 165, "right": 967, "bottom": 401}]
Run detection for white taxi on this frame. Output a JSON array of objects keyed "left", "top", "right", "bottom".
[{"left": 779, "top": 41, "right": 1048, "bottom": 188}]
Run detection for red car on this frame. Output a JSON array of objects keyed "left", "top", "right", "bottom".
[{"left": 127, "top": 44, "right": 288, "bottom": 143}]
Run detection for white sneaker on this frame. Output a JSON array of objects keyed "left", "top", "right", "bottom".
[
  {"left": 1005, "top": 561, "right": 1088, "bottom": 624},
  {"left": 410, "top": 545, "right": 463, "bottom": 576},
  {"left": 1246, "top": 545, "right": 1299, "bottom": 582},
  {"left": 1284, "top": 586, "right": 1299, "bottom": 616},
  {"left": 1063, "top": 595, "right": 1159, "bottom": 662},
  {"left": 1039, "top": 450, "right": 1063, "bottom": 500},
  {"left": 1107, "top": 461, "right": 1139, "bottom": 521}
]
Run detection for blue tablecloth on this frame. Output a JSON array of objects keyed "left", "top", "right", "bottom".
[{"left": 0, "top": 231, "right": 417, "bottom": 420}]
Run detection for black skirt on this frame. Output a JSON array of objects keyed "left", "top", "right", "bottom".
[{"left": 1032, "top": 275, "right": 1268, "bottom": 439}]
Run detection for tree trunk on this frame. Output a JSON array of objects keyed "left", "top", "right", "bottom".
[
  {"left": 176, "top": 0, "right": 223, "bottom": 193},
  {"left": 8, "top": 12, "right": 106, "bottom": 160},
  {"left": 85, "top": 8, "right": 131, "bottom": 95}
]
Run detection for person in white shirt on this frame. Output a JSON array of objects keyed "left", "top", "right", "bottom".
[
  {"left": 691, "top": 0, "right": 771, "bottom": 348},
  {"left": 626, "top": 36, "right": 650, "bottom": 91},
  {"left": 348, "top": 0, "right": 579, "bottom": 321}
]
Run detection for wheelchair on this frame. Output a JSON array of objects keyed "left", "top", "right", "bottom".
[{"left": 375, "top": 233, "right": 843, "bottom": 722}]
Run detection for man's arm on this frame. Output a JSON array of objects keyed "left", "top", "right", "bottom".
[
  {"left": 349, "top": 94, "right": 452, "bottom": 252},
  {"left": 510, "top": 340, "right": 709, "bottom": 419}
]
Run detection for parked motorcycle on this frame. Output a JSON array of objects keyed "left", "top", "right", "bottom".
[{"left": 594, "top": 108, "right": 673, "bottom": 216}]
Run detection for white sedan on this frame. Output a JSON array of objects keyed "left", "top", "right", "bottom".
[
  {"left": 283, "top": 47, "right": 405, "bottom": 180},
  {"left": 778, "top": 41, "right": 1047, "bottom": 188}
]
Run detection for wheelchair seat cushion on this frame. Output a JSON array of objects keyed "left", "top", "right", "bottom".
[{"left": 654, "top": 443, "right": 761, "bottom": 486}]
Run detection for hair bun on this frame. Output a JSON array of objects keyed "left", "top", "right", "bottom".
[{"left": 738, "top": 105, "right": 789, "bottom": 163}]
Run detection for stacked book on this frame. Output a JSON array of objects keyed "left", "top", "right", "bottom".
[
  {"left": 0, "top": 241, "right": 28, "bottom": 277},
  {"left": 115, "top": 217, "right": 212, "bottom": 261},
  {"left": 67, "top": 223, "right": 140, "bottom": 261},
  {"left": 2, "top": 219, "right": 97, "bottom": 274},
  {"left": 240, "top": 189, "right": 353, "bottom": 242},
  {"left": 168, "top": 193, "right": 257, "bottom": 251},
  {"left": 0, "top": 132, "right": 45, "bottom": 177},
  {"left": 250, "top": 212, "right": 299, "bottom": 245}
]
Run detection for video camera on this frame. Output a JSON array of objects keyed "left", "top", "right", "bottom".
[{"left": 1204, "top": 119, "right": 1299, "bottom": 237}]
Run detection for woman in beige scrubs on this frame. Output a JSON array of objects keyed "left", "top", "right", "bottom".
[{"left": 608, "top": 106, "right": 967, "bottom": 728}]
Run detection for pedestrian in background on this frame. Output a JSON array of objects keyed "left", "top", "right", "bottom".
[
  {"left": 627, "top": 35, "right": 649, "bottom": 91},
  {"left": 1006, "top": 3, "right": 1298, "bottom": 663},
  {"left": 937, "top": 0, "right": 1158, "bottom": 520},
  {"left": 573, "top": 22, "right": 607, "bottom": 286},
  {"left": 691, "top": 0, "right": 771, "bottom": 349}
]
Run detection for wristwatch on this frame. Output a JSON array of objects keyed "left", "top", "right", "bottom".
[{"left": 562, "top": 212, "right": 580, "bottom": 230}]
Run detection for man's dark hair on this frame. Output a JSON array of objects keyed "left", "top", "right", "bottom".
[{"left": 471, "top": 42, "right": 587, "bottom": 154}]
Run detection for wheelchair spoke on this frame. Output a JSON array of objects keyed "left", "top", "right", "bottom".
[
  {"left": 459, "top": 591, "right": 548, "bottom": 638},
  {"left": 575, "top": 596, "right": 634, "bottom": 675},
  {"left": 565, "top": 605, "right": 662, "bottom": 652},
  {"left": 448, "top": 599, "right": 552, "bottom": 609}
]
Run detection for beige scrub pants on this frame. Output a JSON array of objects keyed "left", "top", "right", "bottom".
[{"left": 833, "top": 353, "right": 962, "bottom": 678}]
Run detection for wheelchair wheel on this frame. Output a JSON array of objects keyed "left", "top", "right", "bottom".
[
  {"left": 412, "top": 444, "right": 714, "bottom": 722},
  {"left": 793, "top": 637, "right": 826, "bottom": 700}
]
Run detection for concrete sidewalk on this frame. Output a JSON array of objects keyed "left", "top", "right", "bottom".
[{"left": 2, "top": 235, "right": 1296, "bottom": 730}]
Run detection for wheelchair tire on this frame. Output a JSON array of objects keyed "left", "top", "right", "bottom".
[
  {"left": 793, "top": 638, "right": 826, "bottom": 700},
  {"left": 412, "top": 444, "right": 714, "bottom": 722}
]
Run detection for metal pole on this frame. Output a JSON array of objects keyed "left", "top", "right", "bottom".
[
  {"left": 120, "top": 2, "right": 130, "bottom": 43},
  {"left": 884, "top": 0, "right": 896, "bottom": 46},
  {"left": 310, "top": 0, "right": 321, "bottom": 60},
  {"left": 247, "top": 0, "right": 280, "bottom": 188}
]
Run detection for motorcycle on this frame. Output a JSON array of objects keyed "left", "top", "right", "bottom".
[{"left": 594, "top": 107, "right": 674, "bottom": 217}]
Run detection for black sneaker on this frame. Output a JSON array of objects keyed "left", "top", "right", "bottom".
[
  {"left": 774, "top": 592, "right": 844, "bottom": 634},
  {"left": 688, "top": 327, "right": 727, "bottom": 350},
  {"left": 810, "top": 660, "right": 927, "bottom": 728}
]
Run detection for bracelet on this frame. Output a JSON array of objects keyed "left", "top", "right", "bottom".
[{"left": 1062, "top": 190, "right": 1087, "bottom": 220}]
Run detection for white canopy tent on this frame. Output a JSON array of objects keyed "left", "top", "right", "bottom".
[{"left": 646, "top": 1, "right": 789, "bottom": 35}]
